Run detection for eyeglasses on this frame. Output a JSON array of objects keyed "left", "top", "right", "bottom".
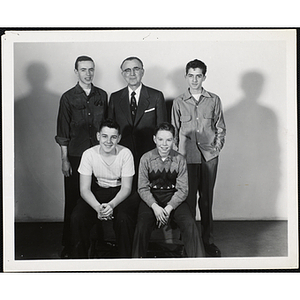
[{"left": 122, "top": 67, "right": 142, "bottom": 75}]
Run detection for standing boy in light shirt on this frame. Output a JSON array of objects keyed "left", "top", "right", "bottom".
[{"left": 171, "top": 59, "right": 226, "bottom": 257}]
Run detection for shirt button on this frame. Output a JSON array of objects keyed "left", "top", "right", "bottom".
[
  {"left": 87, "top": 101, "right": 89, "bottom": 104},
  {"left": 88, "top": 113, "right": 91, "bottom": 116}
]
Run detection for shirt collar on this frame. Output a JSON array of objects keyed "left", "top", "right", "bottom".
[
  {"left": 128, "top": 84, "right": 142, "bottom": 103},
  {"left": 150, "top": 148, "right": 177, "bottom": 162},
  {"left": 74, "top": 82, "right": 96, "bottom": 95},
  {"left": 183, "top": 87, "right": 211, "bottom": 101}
]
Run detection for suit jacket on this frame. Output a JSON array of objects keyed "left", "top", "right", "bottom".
[{"left": 108, "top": 84, "right": 167, "bottom": 165}]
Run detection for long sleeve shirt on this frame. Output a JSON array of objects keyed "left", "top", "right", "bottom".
[
  {"left": 55, "top": 83, "right": 108, "bottom": 157},
  {"left": 138, "top": 148, "right": 188, "bottom": 210},
  {"left": 171, "top": 88, "right": 226, "bottom": 163}
]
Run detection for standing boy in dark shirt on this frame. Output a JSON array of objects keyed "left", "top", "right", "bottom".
[{"left": 55, "top": 56, "right": 108, "bottom": 258}]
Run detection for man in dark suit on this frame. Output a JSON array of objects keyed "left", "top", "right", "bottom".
[
  {"left": 108, "top": 57, "right": 167, "bottom": 176},
  {"left": 108, "top": 57, "right": 167, "bottom": 241}
]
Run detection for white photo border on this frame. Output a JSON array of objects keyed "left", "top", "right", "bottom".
[{"left": 2, "top": 28, "right": 298, "bottom": 272}]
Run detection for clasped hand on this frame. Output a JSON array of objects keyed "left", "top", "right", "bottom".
[
  {"left": 97, "top": 203, "right": 114, "bottom": 221},
  {"left": 152, "top": 203, "right": 172, "bottom": 228}
]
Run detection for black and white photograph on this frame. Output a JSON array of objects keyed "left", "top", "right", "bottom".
[{"left": 2, "top": 29, "right": 298, "bottom": 272}]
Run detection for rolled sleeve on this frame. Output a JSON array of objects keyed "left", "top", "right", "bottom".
[
  {"left": 55, "top": 94, "right": 71, "bottom": 146},
  {"left": 78, "top": 150, "right": 93, "bottom": 176},
  {"left": 121, "top": 149, "right": 135, "bottom": 178}
]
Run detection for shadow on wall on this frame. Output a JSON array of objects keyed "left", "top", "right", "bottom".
[
  {"left": 152, "top": 67, "right": 186, "bottom": 122},
  {"left": 14, "top": 62, "right": 63, "bottom": 221},
  {"left": 218, "top": 71, "right": 281, "bottom": 219},
  {"left": 167, "top": 67, "right": 186, "bottom": 98}
]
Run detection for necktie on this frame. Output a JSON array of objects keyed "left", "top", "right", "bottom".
[{"left": 130, "top": 91, "right": 137, "bottom": 122}]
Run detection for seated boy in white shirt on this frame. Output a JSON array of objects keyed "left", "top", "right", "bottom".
[{"left": 70, "top": 118, "right": 139, "bottom": 258}]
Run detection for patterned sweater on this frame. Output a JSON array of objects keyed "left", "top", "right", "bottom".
[{"left": 138, "top": 148, "right": 188, "bottom": 210}]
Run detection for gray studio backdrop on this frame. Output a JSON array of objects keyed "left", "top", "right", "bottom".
[{"left": 14, "top": 36, "right": 289, "bottom": 222}]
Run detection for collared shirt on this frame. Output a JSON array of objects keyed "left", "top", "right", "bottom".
[
  {"left": 171, "top": 88, "right": 226, "bottom": 163},
  {"left": 138, "top": 148, "right": 188, "bottom": 210},
  {"left": 55, "top": 83, "right": 108, "bottom": 157},
  {"left": 128, "top": 84, "right": 142, "bottom": 105}
]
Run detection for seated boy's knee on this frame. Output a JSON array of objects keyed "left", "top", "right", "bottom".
[
  {"left": 115, "top": 212, "right": 133, "bottom": 227},
  {"left": 180, "top": 216, "right": 197, "bottom": 231}
]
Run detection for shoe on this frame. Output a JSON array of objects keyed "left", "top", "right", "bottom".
[{"left": 204, "top": 243, "right": 221, "bottom": 257}]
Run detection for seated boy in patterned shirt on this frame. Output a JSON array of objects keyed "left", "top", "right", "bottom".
[{"left": 132, "top": 122, "right": 204, "bottom": 258}]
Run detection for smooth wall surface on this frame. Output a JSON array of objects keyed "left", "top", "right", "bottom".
[{"left": 13, "top": 30, "right": 295, "bottom": 221}]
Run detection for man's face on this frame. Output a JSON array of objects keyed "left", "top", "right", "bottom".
[
  {"left": 153, "top": 129, "right": 174, "bottom": 158},
  {"left": 121, "top": 59, "right": 144, "bottom": 89},
  {"left": 185, "top": 67, "right": 206, "bottom": 93},
  {"left": 97, "top": 126, "right": 121, "bottom": 154},
  {"left": 75, "top": 60, "right": 95, "bottom": 86}
]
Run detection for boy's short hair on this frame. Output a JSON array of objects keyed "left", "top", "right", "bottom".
[
  {"left": 75, "top": 56, "right": 94, "bottom": 70},
  {"left": 98, "top": 118, "right": 121, "bottom": 134},
  {"left": 154, "top": 122, "right": 175, "bottom": 137},
  {"left": 120, "top": 56, "right": 144, "bottom": 69},
  {"left": 186, "top": 59, "right": 207, "bottom": 76}
]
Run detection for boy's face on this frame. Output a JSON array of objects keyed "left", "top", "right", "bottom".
[
  {"left": 153, "top": 129, "right": 174, "bottom": 158},
  {"left": 185, "top": 67, "right": 206, "bottom": 93},
  {"left": 97, "top": 126, "right": 121, "bottom": 154},
  {"left": 75, "top": 60, "right": 95, "bottom": 86}
]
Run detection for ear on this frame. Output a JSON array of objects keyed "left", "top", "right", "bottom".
[
  {"left": 74, "top": 68, "right": 78, "bottom": 76},
  {"left": 117, "top": 134, "right": 121, "bottom": 143},
  {"left": 96, "top": 132, "right": 100, "bottom": 141},
  {"left": 153, "top": 135, "right": 157, "bottom": 144}
]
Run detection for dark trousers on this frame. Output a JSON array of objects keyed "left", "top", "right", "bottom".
[
  {"left": 132, "top": 200, "right": 205, "bottom": 258},
  {"left": 70, "top": 185, "right": 140, "bottom": 258},
  {"left": 186, "top": 156, "right": 219, "bottom": 245},
  {"left": 62, "top": 155, "right": 81, "bottom": 249}
]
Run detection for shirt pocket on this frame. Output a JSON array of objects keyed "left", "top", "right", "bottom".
[
  {"left": 203, "top": 110, "right": 214, "bottom": 128},
  {"left": 203, "top": 111, "right": 214, "bottom": 119},
  {"left": 71, "top": 103, "right": 86, "bottom": 124},
  {"left": 180, "top": 115, "right": 192, "bottom": 134},
  {"left": 180, "top": 115, "right": 192, "bottom": 123},
  {"left": 93, "top": 105, "right": 105, "bottom": 129}
]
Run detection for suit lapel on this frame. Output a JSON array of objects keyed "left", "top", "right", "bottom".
[
  {"left": 119, "top": 88, "right": 133, "bottom": 125},
  {"left": 134, "top": 85, "right": 150, "bottom": 126}
]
